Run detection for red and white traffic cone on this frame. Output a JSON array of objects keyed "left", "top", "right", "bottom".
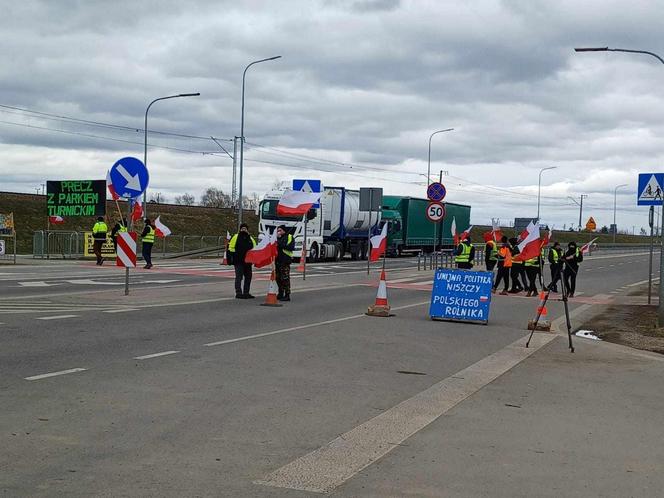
[
  {"left": 528, "top": 291, "right": 551, "bottom": 331},
  {"left": 366, "top": 270, "right": 391, "bottom": 317},
  {"left": 261, "top": 269, "right": 283, "bottom": 307},
  {"left": 296, "top": 246, "right": 306, "bottom": 272}
]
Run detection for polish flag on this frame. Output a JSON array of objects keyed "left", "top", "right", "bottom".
[
  {"left": 539, "top": 229, "right": 551, "bottom": 249},
  {"left": 459, "top": 225, "right": 473, "bottom": 241},
  {"left": 245, "top": 229, "right": 278, "bottom": 268},
  {"left": 106, "top": 169, "right": 119, "bottom": 201},
  {"left": 451, "top": 217, "right": 458, "bottom": 245},
  {"left": 154, "top": 216, "right": 171, "bottom": 237},
  {"left": 369, "top": 223, "right": 388, "bottom": 262},
  {"left": 277, "top": 190, "right": 321, "bottom": 216},
  {"left": 131, "top": 198, "right": 143, "bottom": 222},
  {"left": 580, "top": 237, "right": 598, "bottom": 255},
  {"left": 226, "top": 230, "right": 232, "bottom": 241},
  {"left": 49, "top": 215, "right": 65, "bottom": 224},
  {"left": 491, "top": 219, "right": 503, "bottom": 241},
  {"left": 513, "top": 221, "right": 541, "bottom": 262}
]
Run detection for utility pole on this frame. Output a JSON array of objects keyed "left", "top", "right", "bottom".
[
  {"left": 232, "top": 137, "right": 239, "bottom": 208},
  {"left": 578, "top": 194, "right": 588, "bottom": 230}
]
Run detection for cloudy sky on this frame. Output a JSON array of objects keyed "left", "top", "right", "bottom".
[{"left": 2, "top": 0, "right": 664, "bottom": 233}]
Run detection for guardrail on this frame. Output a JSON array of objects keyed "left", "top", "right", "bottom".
[{"left": 0, "top": 233, "right": 17, "bottom": 264}]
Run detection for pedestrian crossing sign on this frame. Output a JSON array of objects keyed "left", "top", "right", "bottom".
[{"left": 637, "top": 173, "right": 664, "bottom": 206}]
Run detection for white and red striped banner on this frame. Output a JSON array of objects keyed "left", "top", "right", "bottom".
[{"left": 116, "top": 231, "right": 137, "bottom": 268}]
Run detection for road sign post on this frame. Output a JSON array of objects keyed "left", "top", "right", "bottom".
[{"left": 427, "top": 183, "right": 446, "bottom": 253}]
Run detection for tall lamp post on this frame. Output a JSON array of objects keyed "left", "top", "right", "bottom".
[
  {"left": 537, "top": 166, "right": 557, "bottom": 222},
  {"left": 427, "top": 128, "right": 454, "bottom": 186},
  {"left": 575, "top": 46, "right": 664, "bottom": 324},
  {"left": 143, "top": 93, "right": 200, "bottom": 216},
  {"left": 613, "top": 184, "right": 628, "bottom": 243},
  {"left": 238, "top": 56, "right": 282, "bottom": 229}
]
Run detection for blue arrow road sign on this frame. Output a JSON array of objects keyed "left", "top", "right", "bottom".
[
  {"left": 427, "top": 182, "right": 446, "bottom": 202},
  {"left": 637, "top": 173, "right": 664, "bottom": 206},
  {"left": 110, "top": 157, "right": 149, "bottom": 199},
  {"left": 293, "top": 179, "right": 321, "bottom": 208}
]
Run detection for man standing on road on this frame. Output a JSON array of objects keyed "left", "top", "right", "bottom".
[
  {"left": 228, "top": 223, "right": 257, "bottom": 299},
  {"left": 492, "top": 236, "right": 511, "bottom": 295},
  {"left": 111, "top": 218, "right": 128, "bottom": 253},
  {"left": 454, "top": 235, "right": 475, "bottom": 269},
  {"left": 508, "top": 238, "right": 524, "bottom": 293},
  {"left": 92, "top": 216, "right": 108, "bottom": 265},
  {"left": 275, "top": 225, "right": 295, "bottom": 302},
  {"left": 563, "top": 241, "right": 583, "bottom": 297},
  {"left": 141, "top": 218, "right": 156, "bottom": 269},
  {"left": 483, "top": 233, "right": 498, "bottom": 273},
  {"left": 547, "top": 241, "right": 563, "bottom": 292}
]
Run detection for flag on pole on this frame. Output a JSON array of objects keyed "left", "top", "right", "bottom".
[
  {"left": 580, "top": 237, "right": 598, "bottom": 255},
  {"left": 130, "top": 198, "right": 143, "bottom": 222},
  {"left": 459, "top": 225, "right": 473, "bottom": 241},
  {"left": 513, "top": 221, "right": 541, "bottom": 261},
  {"left": 106, "top": 169, "right": 120, "bottom": 201},
  {"left": 154, "top": 216, "right": 171, "bottom": 237},
  {"left": 245, "top": 230, "right": 278, "bottom": 268},
  {"left": 226, "top": 230, "right": 232, "bottom": 241},
  {"left": 48, "top": 215, "right": 65, "bottom": 224},
  {"left": 277, "top": 189, "right": 321, "bottom": 216},
  {"left": 491, "top": 219, "right": 503, "bottom": 241},
  {"left": 451, "top": 217, "right": 458, "bottom": 245},
  {"left": 369, "top": 223, "right": 388, "bottom": 262}
]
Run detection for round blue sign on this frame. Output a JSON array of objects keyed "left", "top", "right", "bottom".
[
  {"left": 427, "top": 182, "right": 446, "bottom": 202},
  {"left": 110, "top": 157, "right": 149, "bottom": 199}
]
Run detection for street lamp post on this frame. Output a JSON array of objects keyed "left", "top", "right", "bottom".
[
  {"left": 613, "top": 184, "right": 628, "bottom": 242},
  {"left": 427, "top": 128, "right": 454, "bottom": 186},
  {"left": 238, "top": 56, "right": 282, "bottom": 229},
  {"left": 575, "top": 46, "right": 664, "bottom": 325},
  {"left": 143, "top": 93, "right": 200, "bottom": 217},
  {"left": 537, "top": 166, "right": 557, "bottom": 222}
]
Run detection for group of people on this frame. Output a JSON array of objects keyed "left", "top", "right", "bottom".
[
  {"left": 227, "top": 224, "right": 295, "bottom": 301},
  {"left": 91, "top": 216, "right": 156, "bottom": 269},
  {"left": 453, "top": 234, "right": 584, "bottom": 297}
]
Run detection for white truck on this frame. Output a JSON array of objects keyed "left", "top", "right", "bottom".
[{"left": 258, "top": 184, "right": 382, "bottom": 261}]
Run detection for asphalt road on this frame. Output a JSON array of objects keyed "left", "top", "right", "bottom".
[{"left": 0, "top": 251, "right": 659, "bottom": 496}]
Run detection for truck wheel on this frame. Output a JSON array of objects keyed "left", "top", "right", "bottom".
[
  {"left": 334, "top": 242, "right": 343, "bottom": 261},
  {"left": 397, "top": 245, "right": 403, "bottom": 257},
  {"left": 319, "top": 244, "right": 327, "bottom": 260},
  {"left": 308, "top": 243, "right": 319, "bottom": 262}
]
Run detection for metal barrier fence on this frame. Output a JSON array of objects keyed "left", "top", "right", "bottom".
[
  {"left": 417, "top": 247, "right": 487, "bottom": 271},
  {"left": 33, "top": 231, "right": 227, "bottom": 259},
  {"left": 0, "top": 233, "right": 17, "bottom": 264}
]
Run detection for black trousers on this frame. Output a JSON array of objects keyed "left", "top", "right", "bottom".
[
  {"left": 276, "top": 263, "right": 291, "bottom": 297},
  {"left": 456, "top": 262, "right": 473, "bottom": 270},
  {"left": 234, "top": 263, "right": 253, "bottom": 295},
  {"left": 526, "top": 266, "right": 539, "bottom": 293},
  {"left": 510, "top": 266, "right": 524, "bottom": 291},
  {"left": 93, "top": 240, "right": 104, "bottom": 264},
  {"left": 564, "top": 266, "right": 577, "bottom": 295},
  {"left": 485, "top": 260, "right": 497, "bottom": 272},
  {"left": 549, "top": 264, "right": 562, "bottom": 291},
  {"left": 493, "top": 266, "right": 510, "bottom": 291},
  {"left": 142, "top": 242, "right": 153, "bottom": 266}
]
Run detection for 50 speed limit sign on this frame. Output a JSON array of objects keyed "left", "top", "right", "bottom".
[{"left": 425, "top": 202, "right": 445, "bottom": 222}]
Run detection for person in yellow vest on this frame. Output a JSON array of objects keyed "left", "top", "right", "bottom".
[
  {"left": 483, "top": 233, "right": 498, "bottom": 272},
  {"left": 111, "top": 217, "right": 128, "bottom": 253},
  {"left": 491, "top": 236, "right": 512, "bottom": 295},
  {"left": 454, "top": 235, "right": 475, "bottom": 269},
  {"left": 276, "top": 225, "right": 295, "bottom": 301},
  {"left": 524, "top": 253, "right": 541, "bottom": 297},
  {"left": 547, "top": 241, "right": 563, "bottom": 292},
  {"left": 228, "top": 223, "right": 257, "bottom": 299},
  {"left": 141, "top": 218, "right": 156, "bottom": 269},
  {"left": 92, "top": 216, "right": 108, "bottom": 265}
]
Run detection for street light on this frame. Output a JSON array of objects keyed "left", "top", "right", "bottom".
[
  {"left": 238, "top": 55, "right": 282, "bottom": 229},
  {"left": 143, "top": 93, "right": 200, "bottom": 217},
  {"left": 613, "top": 184, "right": 628, "bottom": 242},
  {"left": 537, "top": 166, "right": 557, "bottom": 222},
  {"left": 427, "top": 128, "right": 454, "bottom": 187},
  {"left": 575, "top": 46, "right": 664, "bottom": 324}
]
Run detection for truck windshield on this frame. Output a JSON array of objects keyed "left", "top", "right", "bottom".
[{"left": 260, "top": 200, "right": 301, "bottom": 221}]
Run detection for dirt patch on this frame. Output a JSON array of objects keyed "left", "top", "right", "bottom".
[{"left": 580, "top": 284, "right": 664, "bottom": 355}]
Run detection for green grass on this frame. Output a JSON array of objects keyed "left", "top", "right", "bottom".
[
  {"left": 469, "top": 225, "right": 653, "bottom": 245},
  {"left": 0, "top": 191, "right": 257, "bottom": 254}
]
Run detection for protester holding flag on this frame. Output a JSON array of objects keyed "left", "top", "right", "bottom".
[
  {"left": 92, "top": 216, "right": 108, "bottom": 266},
  {"left": 454, "top": 235, "right": 475, "bottom": 269},
  {"left": 492, "top": 236, "right": 512, "bottom": 295},
  {"left": 275, "top": 225, "right": 295, "bottom": 301},
  {"left": 483, "top": 232, "right": 498, "bottom": 272},
  {"left": 508, "top": 238, "right": 524, "bottom": 293},
  {"left": 111, "top": 217, "right": 128, "bottom": 252},
  {"left": 563, "top": 241, "right": 583, "bottom": 297},
  {"left": 524, "top": 253, "right": 541, "bottom": 297},
  {"left": 228, "top": 223, "right": 257, "bottom": 299},
  {"left": 141, "top": 218, "right": 156, "bottom": 269},
  {"left": 547, "top": 241, "right": 563, "bottom": 293}
]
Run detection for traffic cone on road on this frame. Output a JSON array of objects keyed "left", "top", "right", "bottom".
[
  {"left": 527, "top": 291, "right": 551, "bottom": 331},
  {"left": 366, "top": 270, "right": 392, "bottom": 317},
  {"left": 296, "top": 246, "right": 306, "bottom": 272},
  {"left": 261, "top": 269, "right": 283, "bottom": 307}
]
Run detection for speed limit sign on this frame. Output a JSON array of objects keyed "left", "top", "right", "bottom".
[{"left": 425, "top": 202, "right": 445, "bottom": 222}]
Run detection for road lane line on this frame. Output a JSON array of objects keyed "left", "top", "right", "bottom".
[
  {"left": 256, "top": 333, "right": 557, "bottom": 493},
  {"left": 36, "top": 315, "right": 79, "bottom": 320},
  {"left": 25, "top": 368, "right": 87, "bottom": 381},
  {"left": 134, "top": 351, "right": 180, "bottom": 360},
  {"left": 103, "top": 308, "right": 140, "bottom": 313},
  {"left": 205, "top": 301, "right": 429, "bottom": 347},
  {"left": 627, "top": 277, "right": 660, "bottom": 287}
]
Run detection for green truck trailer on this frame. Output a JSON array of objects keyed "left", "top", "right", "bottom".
[{"left": 382, "top": 196, "right": 472, "bottom": 255}]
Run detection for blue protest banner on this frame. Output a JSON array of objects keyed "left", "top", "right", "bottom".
[{"left": 429, "top": 268, "right": 493, "bottom": 324}]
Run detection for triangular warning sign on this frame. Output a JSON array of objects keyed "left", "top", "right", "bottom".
[
  {"left": 639, "top": 175, "right": 663, "bottom": 201},
  {"left": 300, "top": 181, "right": 313, "bottom": 193}
]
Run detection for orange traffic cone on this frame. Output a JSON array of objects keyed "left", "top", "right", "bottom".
[
  {"left": 528, "top": 290, "right": 551, "bottom": 331},
  {"left": 261, "top": 269, "right": 283, "bottom": 307},
  {"left": 366, "top": 270, "right": 391, "bottom": 317},
  {"left": 296, "top": 246, "right": 306, "bottom": 272}
]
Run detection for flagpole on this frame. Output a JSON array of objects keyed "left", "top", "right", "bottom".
[{"left": 303, "top": 213, "right": 307, "bottom": 280}]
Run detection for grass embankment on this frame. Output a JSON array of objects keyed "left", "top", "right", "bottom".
[
  {"left": 0, "top": 191, "right": 257, "bottom": 254},
  {"left": 470, "top": 225, "right": 652, "bottom": 245}
]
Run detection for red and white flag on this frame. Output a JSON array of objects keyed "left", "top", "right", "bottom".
[
  {"left": 580, "top": 237, "right": 598, "bottom": 255},
  {"left": 48, "top": 215, "right": 65, "bottom": 225},
  {"left": 245, "top": 229, "right": 278, "bottom": 268},
  {"left": 154, "top": 216, "right": 171, "bottom": 237},
  {"left": 513, "top": 221, "right": 541, "bottom": 261},
  {"left": 369, "top": 223, "right": 388, "bottom": 262},
  {"left": 131, "top": 198, "right": 143, "bottom": 222},
  {"left": 459, "top": 225, "right": 473, "bottom": 241},
  {"left": 451, "top": 217, "right": 458, "bottom": 245},
  {"left": 491, "top": 219, "right": 503, "bottom": 241},
  {"left": 277, "top": 190, "right": 321, "bottom": 216},
  {"left": 540, "top": 229, "right": 551, "bottom": 249},
  {"left": 106, "top": 169, "right": 119, "bottom": 201},
  {"left": 226, "top": 230, "right": 231, "bottom": 241}
]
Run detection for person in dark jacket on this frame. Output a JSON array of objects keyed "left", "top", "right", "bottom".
[
  {"left": 547, "top": 241, "right": 563, "bottom": 292},
  {"left": 275, "top": 225, "right": 295, "bottom": 301},
  {"left": 508, "top": 238, "right": 524, "bottom": 293},
  {"left": 141, "top": 218, "right": 156, "bottom": 269},
  {"left": 563, "top": 241, "right": 583, "bottom": 297},
  {"left": 111, "top": 218, "right": 128, "bottom": 252},
  {"left": 454, "top": 236, "right": 475, "bottom": 269},
  {"left": 92, "top": 216, "right": 108, "bottom": 265},
  {"left": 228, "top": 223, "right": 257, "bottom": 299}
]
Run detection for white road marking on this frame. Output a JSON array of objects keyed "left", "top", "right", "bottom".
[
  {"left": 627, "top": 277, "right": 660, "bottom": 287},
  {"left": 36, "top": 315, "right": 79, "bottom": 320},
  {"left": 25, "top": 368, "right": 87, "bottom": 381},
  {"left": 205, "top": 301, "right": 429, "bottom": 347},
  {"left": 256, "top": 333, "right": 557, "bottom": 493},
  {"left": 18, "top": 281, "right": 57, "bottom": 287},
  {"left": 103, "top": 308, "right": 140, "bottom": 313},
  {"left": 134, "top": 350, "right": 180, "bottom": 360}
]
